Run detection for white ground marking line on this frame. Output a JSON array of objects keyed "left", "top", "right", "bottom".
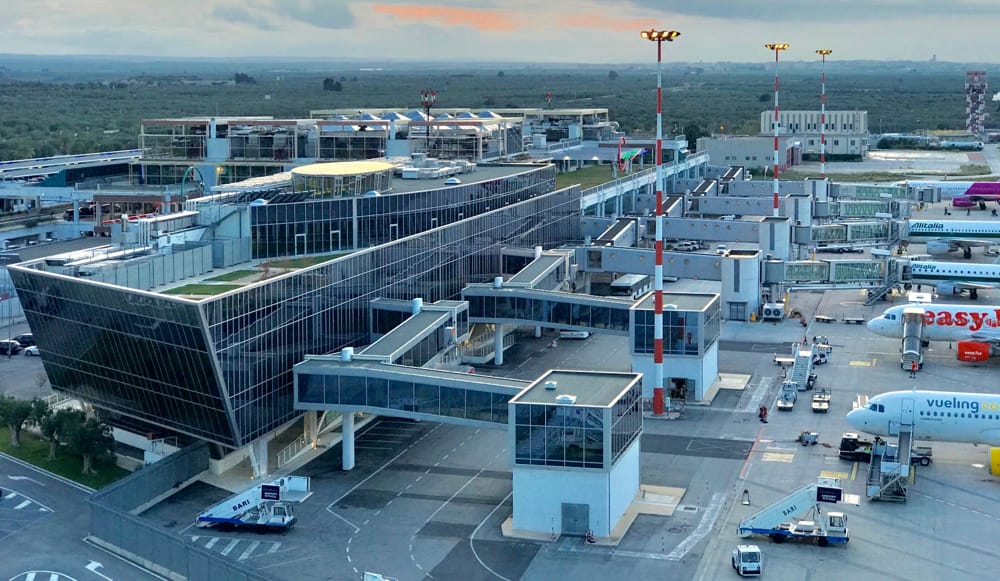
[
  {"left": 14, "top": 500, "right": 31, "bottom": 510},
  {"left": 205, "top": 537, "right": 220, "bottom": 549},
  {"left": 190, "top": 536, "right": 199, "bottom": 543},
  {"left": 665, "top": 493, "right": 726, "bottom": 560},
  {"left": 911, "top": 491, "right": 1000, "bottom": 521},
  {"left": 267, "top": 542, "right": 280, "bottom": 554},
  {"left": 363, "top": 519, "right": 370, "bottom": 526},
  {"left": 741, "top": 375, "right": 774, "bottom": 413},
  {"left": 353, "top": 567, "right": 358, "bottom": 575},
  {"left": 326, "top": 423, "right": 442, "bottom": 533},
  {"left": 470, "top": 491, "right": 514, "bottom": 581},
  {"left": 220, "top": 539, "right": 240, "bottom": 557},
  {"left": 1, "top": 488, "right": 53, "bottom": 512},
  {"left": 238, "top": 541, "right": 261, "bottom": 561}
]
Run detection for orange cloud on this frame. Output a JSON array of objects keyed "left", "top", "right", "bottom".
[{"left": 372, "top": 5, "right": 521, "bottom": 31}]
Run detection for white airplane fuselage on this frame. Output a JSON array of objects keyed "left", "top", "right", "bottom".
[
  {"left": 846, "top": 390, "right": 1000, "bottom": 446},
  {"left": 867, "top": 304, "right": 1000, "bottom": 342}
]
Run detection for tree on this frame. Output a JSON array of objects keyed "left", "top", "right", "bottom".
[
  {"left": 65, "top": 416, "right": 114, "bottom": 476},
  {"left": 497, "top": 71, "right": 505, "bottom": 79},
  {"left": 233, "top": 72, "right": 256, "bottom": 85},
  {"left": 322, "top": 78, "right": 343, "bottom": 92},
  {"left": 38, "top": 408, "right": 83, "bottom": 460},
  {"left": 0, "top": 395, "right": 39, "bottom": 448},
  {"left": 758, "top": 93, "right": 772, "bottom": 103},
  {"left": 608, "top": 70, "right": 618, "bottom": 81},
  {"left": 683, "top": 123, "right": 707, "bottom": 149}
]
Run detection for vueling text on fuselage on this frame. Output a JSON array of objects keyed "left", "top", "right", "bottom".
[
  {"left": 925, "top": 397, "right": 1000, "bottom": 415},
  {"left": 922, "top": 309, "right": 1000, "bottom": 332}
]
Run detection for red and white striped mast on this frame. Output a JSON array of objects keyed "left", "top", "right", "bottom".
[
  {"left": 765, "top": 43, "right": 789, "bottom": 217},
  {"left": 640, "top": 27, "right": 681, "bottom": 416},
  {"left": 816, "top": 49, "right": 832, "bottom": 179}
]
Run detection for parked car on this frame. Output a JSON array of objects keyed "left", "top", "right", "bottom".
[
  {"left": 0, "top": 340, "right": 23, "bottom": 355},
  {"left": 15, "top": 333, "right": 34, "bottom": 347},
  {"left": 24, "top": 345, "right": 40, "bottom": 357}
]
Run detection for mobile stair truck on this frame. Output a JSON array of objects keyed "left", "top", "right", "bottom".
[
  {"left": 737, "top": 477, "right": 850, "bottom": 546},
  {"left": 196, "top": 475, "right": 311, "bottom": 532}
]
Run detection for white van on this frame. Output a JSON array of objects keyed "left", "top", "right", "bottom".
[{"left": 559, "top": 331, "right": 591, "bottom": 340}]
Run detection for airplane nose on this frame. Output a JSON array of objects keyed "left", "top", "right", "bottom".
[{"left": 846, "top": 408, "right": 865, "bottom": 429}]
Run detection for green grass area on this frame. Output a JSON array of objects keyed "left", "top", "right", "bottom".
[
  {"left": 261, "top": 253, "right": 350, "bottom": 269},
  {"left": 0, "top": 431, "right": 129, "bottom": 490},
  {"left": 163, "top": 284, "right": 243, "bottom": 296},
  {"left": 204, "top": 270, "right": 258, "bottom": 282},
  {"left": 556, "top": 165, "right": 617, "bottom": 191},
  {"left": 777, "top": 164, "right": 995, "bottom": 184}
]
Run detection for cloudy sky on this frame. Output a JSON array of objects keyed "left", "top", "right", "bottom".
[{"left": 2, "top": 0, "right": 998, "bottom": 63}]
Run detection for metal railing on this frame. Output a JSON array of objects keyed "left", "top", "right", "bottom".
[{"left": 276, "top": 433, "right": 309, "bottom": 469}]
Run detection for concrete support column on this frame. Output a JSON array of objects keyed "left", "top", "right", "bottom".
[
  {"left": 342, "top": 412, "right": 356, "bottom": 471},
  {"left": 305, "top": 410, "right": 318, "bottom": 448},
  {"left": 494, "top": 324, "right": 504, "bottom": 366},
  {"left": 250, "top": 437, "right": 269, "bottom": 480},
  {"left": 535, "top": 326, "right": 542, "bottom": 338}
]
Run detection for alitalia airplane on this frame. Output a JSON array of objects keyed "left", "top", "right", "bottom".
[
  {"left": 907, "top": 220, "right": 1000, "bottom": 258},
  {"left": 846, "top": 389, "right": 1000, "bottom": 446},
  {"left": 867, "top": 302, "right": 1000, "bottom": 361},
  {"left": 903, "top": 260, "right": 1000, "bottom": 299}
]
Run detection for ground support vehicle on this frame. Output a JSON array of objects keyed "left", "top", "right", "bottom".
[
  {"left": 812, "top": 389, "right": 831, "bottom": 413},
  {"left": 732, "top": 544, "right": 763, "bottom": 576},
  {"left": 196, "top": 475, "right": 311, "bottom": 531},
  {"left": 737, "top": 478, "right": 849, "bottom": 546},
  {"left": 777, "top": 381, "right": 797, "bottom": 411}
]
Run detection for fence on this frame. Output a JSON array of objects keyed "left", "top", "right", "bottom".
[{"left": 89, "top": 442, "right": 270, "bottom": 581}]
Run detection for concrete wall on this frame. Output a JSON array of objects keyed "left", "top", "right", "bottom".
[
  {"left": 696, "top": 136, "right": 800, "bottom": 170},
  {"left": 659, "top": 217, "right": 760, "bottom": 243},
  {"left": 632, "top": 341, "right": 718, "bottom": 402},
  {"left": 513, "top": 467, "right": 608, "bottom": 535},
  {"left": 582, "top": 246, "right": 724, "bottom": 281},
  {"left": 86, "top": 245, "right": 214, "bottom": 291},
  {"left": 608, "top": 441, "right": 640, "bottom": 530}
]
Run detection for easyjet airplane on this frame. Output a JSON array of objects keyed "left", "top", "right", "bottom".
[
  {"left": 867, "top": 303, "right": 1000, "bottom": 362},
  {"left": 847, "top": 389, "right": 1000, "bottom": 446}
]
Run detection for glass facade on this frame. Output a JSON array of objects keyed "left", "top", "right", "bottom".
[
  {"left": 465, "top": 293, "right": 631, "bottom": 334},
  {"left": 514, "top": 404, "right": 606, "bottom": 469},
  {"left": 7, "top": 274, "right": 235, "bottom": 445},
  {"left": 251, "top": 165, "right": 557, "bottom": 258},
  {"left": 297, "top": 372, "right": 511, "bottom": 425},
  {"left": 12, "top": 175, "right": 581, "bottom": 448},
  {"left": 610, "top": 382, "right": 642, "bottom": 463}
]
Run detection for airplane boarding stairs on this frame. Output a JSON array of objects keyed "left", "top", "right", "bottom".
[
  {"left": 789, "top": 344, "right": 815, "bottom": 390},
  {"left": 866, "top": 425, "right": 914, "bottom": 502},
  {"left": 900, "top": 309, "right": 926, "bottom": 372}
]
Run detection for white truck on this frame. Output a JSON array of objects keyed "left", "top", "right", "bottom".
[
  {"left": 196, "top": 475, "right": 311, "bottom": 532},
  {"left": 776, "top": 380, "right": 797, "bottom": 411},
  {"left": 737, "top": 477, "right": 849, "bottom": 546},
  {"left": 732, "top": 544, "right": 762, "bottom": 576}
]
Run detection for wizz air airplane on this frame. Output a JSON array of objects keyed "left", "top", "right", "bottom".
[
  {"left": 902, "top": 260, "right": 1000, "bottom": 299},
  {"left": 899, "top": 180, "right": 1000, "bottom": 199},
  {"left": 907, "top": 220, "right": 1000, "bottom": 258},
  {"left": 867, "top": 303, "right": 1000, "bottom": 361},
  {"left": 846, "top": 389, "right": 1000, "bottom": 446}
]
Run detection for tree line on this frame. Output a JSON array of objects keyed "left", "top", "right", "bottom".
[{"left": 0, "top": 394, "right": 114, "bottom": 475}]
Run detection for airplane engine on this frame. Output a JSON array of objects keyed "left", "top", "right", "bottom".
[
  {"left": 957, "top": 341, "right": 991, "bottom": 362},
  {"left": 926, "top": 241, "right": 953, "bottom": 255},
  {"left": 936, "top": 282, "right": 960, "bottom": 295}
]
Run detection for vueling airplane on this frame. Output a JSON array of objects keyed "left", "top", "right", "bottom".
[
  {"left": 867, "top": 303, "right": 1000, "bottom": 362},
  {"left": 846, "top": 389, "right": 1000, "bottom": 446}
]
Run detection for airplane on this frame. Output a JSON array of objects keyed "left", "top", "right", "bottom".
[
  {"left": 846, "top": 389, "right": 1000, "bottom": 447},
  {"left": 903, "top": 260, "right": 1000, "bottom": 299},
  {"left": 952, "top": 193, "right": 1000, "bottom": 209},
  {"left": 906, "top": 220, "right": 1000, "bottom": 258},
  {"left": 898, "top": 180, "right": 1000, "bottom": 199},
  {"left": 867, "top": 302, "right": 1000, "bottom": 361}
]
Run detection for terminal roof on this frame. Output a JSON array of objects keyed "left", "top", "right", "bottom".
[
  {"left": 511, "top": 370, "right": 640, "bottom": 407},
  {"left": 634, "top": 292, "right": 717, "bottom": 312},
  {"left": 361, "top": 310, "right": 451, "bottom": 358}
]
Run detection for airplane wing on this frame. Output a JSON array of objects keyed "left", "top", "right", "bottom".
[
  {"left": 969, "top": 330, "right": 1000, "bottom": 344},
  {"left": 952, "top": 281, "right": 994, "bottom": 291},
  {"left": 943, "top": 239, "right": 994, "bottom": 249}
]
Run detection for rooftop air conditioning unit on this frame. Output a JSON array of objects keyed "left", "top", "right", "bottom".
[
  {"left": 761, "top": 303, "right": 785, "bottom": 320},
  {"left": 554, "top": 394, "right": 577, "bottom": 405}
]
